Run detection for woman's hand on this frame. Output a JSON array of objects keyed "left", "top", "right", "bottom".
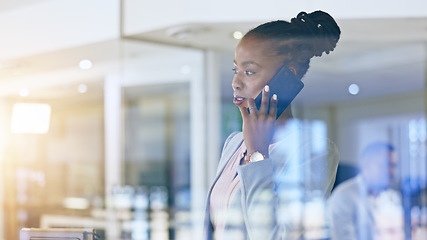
[{"left": 239, "top": 85, "right": 278, "bottom": 158}]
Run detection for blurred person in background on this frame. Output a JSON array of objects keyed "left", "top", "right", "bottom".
[
  {"left": 327, "top": 142, "right": 404, "bottom": 240},
  {"left": 204, "top": 10, "right": 341, "bottom": 240}
]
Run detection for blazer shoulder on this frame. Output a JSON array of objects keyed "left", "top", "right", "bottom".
[{"left": 223, "top": 131, "right": 243, "bottom": 150}]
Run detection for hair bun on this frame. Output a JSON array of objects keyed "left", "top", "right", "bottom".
[{"left": 291, "top": 10, "right": 341, "bottom": 57}]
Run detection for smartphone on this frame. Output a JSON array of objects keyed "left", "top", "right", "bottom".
[{"left": 254, "top": 65, "right": 304, "bottom": 119}]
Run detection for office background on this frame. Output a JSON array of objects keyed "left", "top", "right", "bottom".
[{"left": 0, "top": 0, "right": 427, "bottom": 239}]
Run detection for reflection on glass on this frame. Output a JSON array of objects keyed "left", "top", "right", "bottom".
[
  {"left": 408, "top": 118, "right": 427, "bottom": 239},
  {"left": 11, "top": 103, "right": 51, "bottom": 134},
  {"left": 272, "top": 120, "right": 337, "bottom": 239},
  {"left": 0, "top": 15, "right": 427, "bottom": 240},
  {"left": 209, "top": 119, "right": 338, "bottom": 240},
  {"left": 123, "top": 84, "right": 190, "bottom": 240},
  {"left": 328, "top": 116, "right": 427, "bottom": 240}
]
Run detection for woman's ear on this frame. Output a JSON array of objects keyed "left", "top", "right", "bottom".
[
  {"left": 288, "top": 66, "right": 297, "bottom": 76},
  {"left": 287, "top": 62, "right": 298, "bottom": 76}
]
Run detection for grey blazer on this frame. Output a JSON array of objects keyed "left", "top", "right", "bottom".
[
  {"left": 327, "top": 175, "right": 375, "bottom": 240},
  {"left": 204, "top": 131, "right": 278, "bottom": 240},
  {"left": 204, "top": 128, "right": 339, "bottom": 240}
]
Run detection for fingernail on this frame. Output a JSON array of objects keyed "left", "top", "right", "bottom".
[
  {"left": 273, "top": 94, "right": 277, "bottom": 100},
  {"left": 264, "top": 85, "right": 270, "bottom": 92}
]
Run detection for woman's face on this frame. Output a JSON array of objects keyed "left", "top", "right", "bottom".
[{"left": 232, "top": 37, "right": 285, "bottom": 108}]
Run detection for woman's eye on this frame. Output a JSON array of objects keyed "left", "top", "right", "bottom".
[
  {"left": 245, "top": 70, "right": 255, "bottom": 76},
  {"left": 232, "top": 68, "right": 255, "bottom": 76}
]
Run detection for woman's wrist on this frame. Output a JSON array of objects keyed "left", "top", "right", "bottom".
[
  {"left": 246, "top": 148, "right": 268, "bottom": 158},
  {"left": 244, "top": 151, "right": 268, "bottom": 164}
]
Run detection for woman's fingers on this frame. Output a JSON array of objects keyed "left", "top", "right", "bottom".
[
  {"left": 238, "top": 105, "right": 250, "bottom": 120},
  {"left": 245, "top": 86, "right": 276, "bottom": 118},
  {"left": 244, "top": 86, "right": 276, "bottom": 119},
  {"left": 269, "top": 94, "right": 278, "bottom": 119},
  {"left": 258, "top": 85, "right": 270, "bottom": 115},
  {"left": 246, "top": 98, "right": 257, "bottom": 117},
  {"left": 240, "top": 91, "right": 277, "bottom": 156}
]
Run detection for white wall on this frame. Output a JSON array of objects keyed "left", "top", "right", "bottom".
[
  {"left": 0, "top": 0, "right": 120, "bottom": 61},
  {"left": 1, "top": 0, "right": 427, "bottom": 63},
  {"left": 123, "top": 0, "right": 427, "bottom": 34}
]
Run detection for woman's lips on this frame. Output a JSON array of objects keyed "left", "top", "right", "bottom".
[{"left": 233, "top": 95, "right": 246, "bottom": 106}]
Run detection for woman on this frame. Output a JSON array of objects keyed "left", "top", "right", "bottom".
[{"left": 205, "top": 10, "right": 341, "bottom": 240}]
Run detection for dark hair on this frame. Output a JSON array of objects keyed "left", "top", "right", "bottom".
[
  {"left": 362, "top": 142, "right": 395, "bottom": 158},
  {"left": 360, "top": 142, "right": 395, "bottom": 168},
  {"left": 243, "top": 10, "right": 341, "bottom": 79}
]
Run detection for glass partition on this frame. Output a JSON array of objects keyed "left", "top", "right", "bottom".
[
  {"left": 217, "top": 41, "right": 426, "bottom": 239},
  {"left": 121, "top": 83, "right": 191, "bottom": 240},
  {"left": 0, "top": 19, "right": 426, "bottom": 240},
  {"left": 0, "top": 39, "right": 205, "bottom": 240},
  {"left": 1, "top": 82, "right": 105, "bottom": 240}
]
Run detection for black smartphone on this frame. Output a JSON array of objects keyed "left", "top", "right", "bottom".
[{"left": 254, "top": 65, "right": 304, "bottom": 119}]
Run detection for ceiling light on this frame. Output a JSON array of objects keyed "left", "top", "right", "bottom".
[
  {"left": 19, "top": 88, "right": 29, "bottom": 97},
  {"left": 233, "top": 31, "right": 244, "bottom": 40},
  {"left": 79, "top": 59, "right": 92, "bottom": 70},
  {"left": 348, "top": 84, "right": 360, "bottom": 95},
  {"left": 77, "top": 84, "right": 87, "bottom": 93}
]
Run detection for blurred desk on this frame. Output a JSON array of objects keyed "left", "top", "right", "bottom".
[{"left": 40, "top": 214, "right": 121, "bottom": 240}]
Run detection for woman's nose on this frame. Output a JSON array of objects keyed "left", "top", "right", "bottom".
[{"left": 232, "top": 76, "right": 242, "bottom": 91}]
